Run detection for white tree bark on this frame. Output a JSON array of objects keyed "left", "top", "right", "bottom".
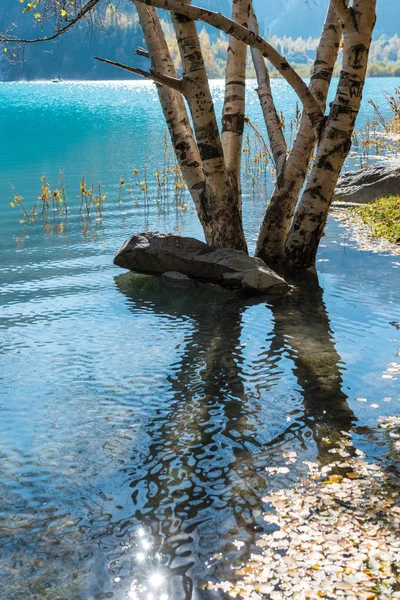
[
  {"left": 221, "top": 0, "right": 251, "bottom": 193},
  {"left": 256, "top": 2, "right": 344, "bottom": 264},
  {"left": 171, "top": 0, "right": 247, "bottom": 251},
  {"left": 132, "top": 2, "right": 213, "bottom": 236},
  {"left": 284, "top": 0, "right": 377, "bottom": 268}
]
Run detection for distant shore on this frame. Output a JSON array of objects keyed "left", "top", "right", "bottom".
[{"left": 2, "top": 71, "right": 400, "bottom": 83}]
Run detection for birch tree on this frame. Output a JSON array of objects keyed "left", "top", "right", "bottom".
[{"left": 1, "top": 0, "right": 377, "bottom": 269}]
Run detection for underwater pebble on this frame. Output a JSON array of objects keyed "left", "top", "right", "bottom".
[{"left": 210, "top": 423, "right": 400, "bottom": 600}]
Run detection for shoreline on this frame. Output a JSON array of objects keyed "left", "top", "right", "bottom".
[
  {"left": 1, "top": 74, "right": 400, "bottom": 84},
  {"left": 330, "top": 204, "right": 400, "bottom": 256},
  {"left": 209, "top": 418, "right": 400, "bottom": 599}
]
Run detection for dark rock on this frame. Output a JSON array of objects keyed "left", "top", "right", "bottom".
[
  {"left": 334, "top": 164, "right": 400, "bottom": 204},
  {"left": 114, "top": 232, "right": 288, "bottom": 293}
]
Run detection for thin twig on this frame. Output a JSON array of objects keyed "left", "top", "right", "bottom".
[
  {"left": 0, "top": 0, "right": 102, "bottom": 44},
  {"left": 94, "top": 56, "right": 184, "bottom": 92}
]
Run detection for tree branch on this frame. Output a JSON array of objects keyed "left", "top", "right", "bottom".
[
  {"left": 94, "top": 56, "right": 184, "bottom": 91},
  {"left": 135, "top": 46, "right": 150, "bottom": 58},
  {"left": 0, "top": 0, "right": 102, "bottom": 44},
  {"left": 135, "top": 0, "right": 324, "bottom": 127}
]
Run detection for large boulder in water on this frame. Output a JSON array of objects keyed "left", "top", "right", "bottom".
[
  {"left": 114, "top": 232, "right": 288, "bottom": 294},
  {"left": 334, "top": 164, "right": 400, "bottom": 204}
]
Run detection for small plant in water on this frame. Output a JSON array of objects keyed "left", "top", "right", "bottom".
[
  {"left": 12, "top": 100, "right": 398, "bottom": 238},
  {"left": 9, "top": 192, "right": 34, "bottom": 224}
]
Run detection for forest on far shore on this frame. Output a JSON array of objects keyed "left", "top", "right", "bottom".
[{"left": 2, "top": 4, "right": 400, "bottom": 81}]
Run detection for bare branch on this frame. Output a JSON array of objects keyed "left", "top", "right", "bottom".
[
  {"left": 0, "top": 0, "right": 102, "bottom": 44},
  {"left": 94, "top": 56, "right": 184, "bottom": 91},
  {"left": 135, "top": 0, "right": 324, "bottom": 127}
]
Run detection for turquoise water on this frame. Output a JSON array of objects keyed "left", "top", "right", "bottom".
[{"left": 0, "top": 79, "right": 400, "bottom": 599}]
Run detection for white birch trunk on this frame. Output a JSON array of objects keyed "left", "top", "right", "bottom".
[
  {"left": 221, "top": 0, "right": 251, "bottom": 193},
  {"left": 284, "top": 0, "right": 376, "bottom": 268},
  {"left": 172, "top": 0, "right": 247, "bottom": 251},
  {"left": 255, "top": 2, "right": 344, "bottom": 264}
]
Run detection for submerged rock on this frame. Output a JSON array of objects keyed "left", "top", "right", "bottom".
[
  {"left": 334, "top": 164, "right": 400, "bottom": 204},
  {"left": 161, "top": 270, "right": 196, "bottom": 287},
  {"left": 114, "top": 232, "right": 288, "bottom": 293}
]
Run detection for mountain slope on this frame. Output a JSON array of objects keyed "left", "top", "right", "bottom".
[
  {"left": 1, "top": 0, "right": 399, "bottom": 80},
  {"left": 252, "top": 0, "right": 400, "bottom": 38}
]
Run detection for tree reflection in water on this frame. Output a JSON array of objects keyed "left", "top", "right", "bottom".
[{"left": 114, "top": 270, "right": 356, "bottom": 599}]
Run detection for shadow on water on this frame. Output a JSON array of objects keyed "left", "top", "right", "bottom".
[
  {"left": 267, "top": 270, "right": 357, "bottom": 462},
  {"left": 113, "top": 269, "right": 357, "bottom": 599}
]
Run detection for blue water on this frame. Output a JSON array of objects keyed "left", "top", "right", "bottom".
[{"left": 0, "top": 79, "right": 400, "bottom": 600}]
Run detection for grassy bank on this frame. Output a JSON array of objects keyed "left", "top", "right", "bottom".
[{"left": 352, "top": 196, "right": 400, "bottom": 245}]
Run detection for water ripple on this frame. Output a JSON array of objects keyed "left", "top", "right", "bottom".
[{"left": 1, "top": 81, "right": 400, "bottom": 599}]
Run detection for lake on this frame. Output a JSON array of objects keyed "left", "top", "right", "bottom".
[{"left": 0, "top": 78, "right": 400, "bottom": 599}]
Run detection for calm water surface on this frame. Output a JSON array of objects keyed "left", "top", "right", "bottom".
[{"left": 0, "top": 79, "right": 400, "bottom": 599}]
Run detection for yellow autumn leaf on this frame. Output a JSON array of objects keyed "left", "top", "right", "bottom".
[
  {"left": 321, "top": 474, "right": 343, "bottom": 484},
  {"left": 61, "top": 9, "right": 67, "bottom": 16}
]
